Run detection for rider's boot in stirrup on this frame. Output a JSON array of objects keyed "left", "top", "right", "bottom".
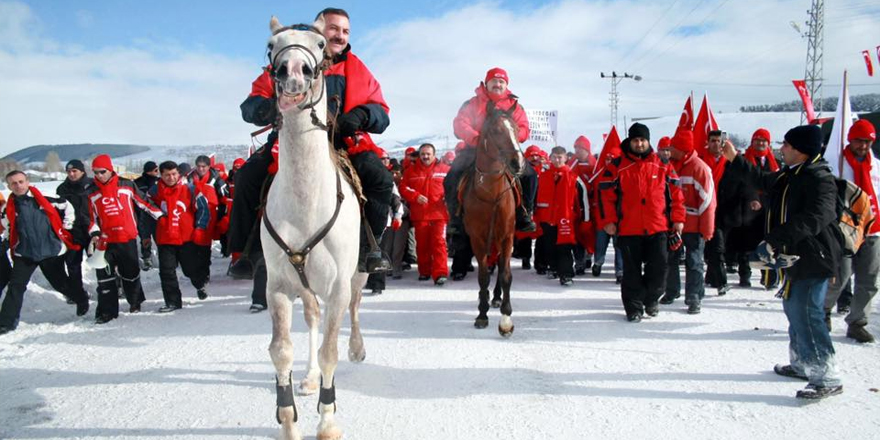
[
  {"left": 358, "top": 229, "right": 391, "bottom": 274},
  {"left": 515, "top": 205, "right": 537, "bottom": 233}
]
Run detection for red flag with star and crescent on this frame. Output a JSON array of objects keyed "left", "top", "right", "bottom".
[
  {"left": 693, "top": 94, "right": 718, "bottom": 157},
  {"left": 678, "top": 94, "right": 694, "bottom": 131}
]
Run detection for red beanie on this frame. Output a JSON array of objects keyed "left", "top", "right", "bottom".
[
  {"left": 92, "top": 154, "right": 113, "bottom": 171},
  {"left": 574, "top": 136, "right": 591, "bottom": 153},
  {"left": 405, "top": 147, "right": 416, "bottom": 156},
  {"left": 657, "top": 136, "right": 672, "bottom": 150},
  {"left": 485, "top": 67, "right": 509, "bottom": 85},
  {"left": 848, "top": 119, "right": 876, "bottom": 142},
  {"left": 232, "top": 158, "right": 245, "bottom": 170},
  {"left": 524, "top": 145, "right": 543, "bottom": 158},
  {"left": 671, "top": 130, "right": 694, "bottom": 154},
  {"left": 752, "top": 128, "right": 771, "bottom": 143}
]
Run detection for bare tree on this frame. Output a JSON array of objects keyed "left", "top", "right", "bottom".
[{"left": 44, "top": 151, "right": 63, "bottom": 172}]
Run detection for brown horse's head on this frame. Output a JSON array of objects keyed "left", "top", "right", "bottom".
[{"left": 477, "top": 104, "right": 525, "bottom": 175}]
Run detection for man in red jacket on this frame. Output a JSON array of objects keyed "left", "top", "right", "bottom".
[
  {"left": 535, "top": 147, "right": 580, "bottom": 285},
  {"left": 568, "top": 136, "right": 596, "bottom": 275},
  {"left": 660, "top": 130, "right": 716, "bottom": 314},
  {"left": 446, "top": 67, "right": 534, "bottom": 236},
  {"left": 188, "top": 155, "right": 228, "bottom": 284},
  {"left": 88, "top": 155, "right": 164, "bottom": 324},
  {"left": 230, "top": 7, "right": 392, "bottom": 278},
  {"left": 598, "top": 123, "right": 685, "bottom": 322},
  {"left": 401, "top": 143, "right": 450, "bottom": 285},
  {"left": 149, "top": 161, "right": 211, "bottom": 312}
]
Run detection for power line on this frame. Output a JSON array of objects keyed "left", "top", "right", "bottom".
[
  {"left": 612, "top": 0, "right": 680, "bottom": 67},
  {"left": 621, "top": 0, "right": 708, "bottom": 72}
]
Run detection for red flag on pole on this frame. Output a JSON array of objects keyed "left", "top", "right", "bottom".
[
  {"left": 677, "top": 94, "right": 695, "bottom": 131},
  {"left": 590, "top": 126, "right": 622, "bottom": 183},
  {"left": 863, "top": 50, "right": 875, "bottom": 77},
  {"left": 792, "top": 80, "right": 817, "bottom": 123},
  {"left": 692, "top": 94, "right": 718, "bottom": 157}
]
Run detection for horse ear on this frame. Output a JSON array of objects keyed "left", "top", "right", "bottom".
[
  {"left": 313, "top": 13, "right": 326, "bottom": 34},
  {"left": 270, "top": 16, "right": 283, "bottom": 34}
]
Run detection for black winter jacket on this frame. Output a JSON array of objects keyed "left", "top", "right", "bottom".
[
  {"left": 727, "top": 155, "right": 841, "bottom": 281},
  {"left": 56, "top": 177, "right": 94, "bottom": 247}
]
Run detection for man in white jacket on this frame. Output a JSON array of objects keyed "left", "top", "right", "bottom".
[{"left": 824, "top": 119, "right": 880, "bottom": 343}]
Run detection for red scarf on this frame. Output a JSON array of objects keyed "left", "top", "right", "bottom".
[
  {"left": 535, "top": 165, "right": 577, "bottom": 245},
  {"left": 844, "top": 148, "right": 880, "bottom": 234},
  {"left": 92, "top": 174, "right": 127, "bottom": 231},
  {"left": 744, "top": 147, "right": 779, "bottom": 172},
  {"left": 702, "top": 153, "right": 728, "bottom": 188},
  {"left": 6, "top": 186, "right": 80, "bottom": 251},
  {"left": 190, "top": 171, "right": 218, "bottom": 207},
  {"left": 156, "top": 181, "right": 186, "bottom": 243}
]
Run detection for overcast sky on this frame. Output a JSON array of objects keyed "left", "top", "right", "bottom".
[{"left": 0, "top": 0, "right": 878, "bottom": 156}]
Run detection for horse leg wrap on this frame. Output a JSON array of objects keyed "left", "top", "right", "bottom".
[
  {"left": 275, "top": 373, "right": 297, "bottom": 424},
  {"left": 317, "top": 377, "right": 337, "bottom": 414}
]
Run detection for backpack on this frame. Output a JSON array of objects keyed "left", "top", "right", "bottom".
[{"left": 835, "top": 178, "right": 876, "bottom": 256}]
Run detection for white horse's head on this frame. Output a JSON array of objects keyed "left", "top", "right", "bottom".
[{"left": 267, "top": 15, "right": 327, "bottom": 112}]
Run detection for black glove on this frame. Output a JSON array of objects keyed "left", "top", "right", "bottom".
[
  {"left": 667, "top": 231, "right": 682, "bottom": 252},
  {"left": 336, "top": 107, "right": 369, "bottom": 137}
]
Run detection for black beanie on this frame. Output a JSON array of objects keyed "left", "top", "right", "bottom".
[
  {"left": 784, "top": 125, "right": 823, "bottom": 158},
  {"left": 143, "top": 161, "right": 158, "bottom": 173},
  {"left": 65, "top": 159, "right": 86, "bottom": 173},
  {"left": 628, "top": 123, "right": 650, "bottom": 142}
]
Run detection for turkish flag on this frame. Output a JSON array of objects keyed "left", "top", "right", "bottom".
[
  {"left": 677, "top": 95, "right": 694, "bottom": 131},
  {"left": 693, "top": 94, "right": 718, "bottom": 157},
  {"left": 591, "top": 125, "right": 622, "bottom": 183},
  {"left": 864, "top": 50, "right": 875, "bottom": 77},
  {"left": 792, "top": 80, "right": 817, "bottom": 123}
]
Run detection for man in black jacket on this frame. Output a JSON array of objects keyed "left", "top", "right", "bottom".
[
  {"left": 0, "top": 171, "right": 88, "bottom": 334},
  {"left": 722, "top": 125, "right": 842, "bottom": 400},
  {"left": 56, "top": 160, "right": 93, "bottom": 304},
  {"left": 134, "top": 161, "right": 160, "bottom": 270}
]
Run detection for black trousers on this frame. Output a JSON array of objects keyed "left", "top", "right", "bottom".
[
  {"left": 537, "top": 223, "right": 574, "bottom": 277},
  {"left": 158, "top": 243, "right": 209, "bottom": 307},
  {"left": 513, "top": 238, "right": 532, "bottom": 262},
  {"left": 229, "top": 147, "right": 272, "bottom": 254},
  {"left": 64, "top": 249, "right": 87, "bottom": 299},
  {"left": 0, "top": 240, "right": 11, "bottom": 292},
  {"left": 705, "top": 228, "right": 727, "bottom": 288},
  {"left": 252, "top": 257, "right": 267, "bottom": 307},
  {"left": 0, "top": 255, "right": 83, "bottom": 329},
  {"left": 618, "top": 233, "right": 668, "bottom": 316},
  {"left": 95, "top": 240, "right": 146, "bottom": 319},
  {"left": 349, "top": 151, "right": 394, "bottom": 240},
  {"left": 450, "top": 233, "right": 474, "bottom": 275}
]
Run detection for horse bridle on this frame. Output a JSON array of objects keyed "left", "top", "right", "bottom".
[{"left": 268, "top": 24, "right": 329, "bottom": 116}]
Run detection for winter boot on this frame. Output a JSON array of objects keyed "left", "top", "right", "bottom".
[
  {"left": 228, "top": 257, "right": 255, "bottom": 280},
  {"left": 846, "top": 324, "right": 875, "bottom": 343},
  {"left": 796, "top": 384, "right": 843, "bottom": 400},
  {"left": 773, "top": 364, "right": 808, "bottom": 380},
  {"left": 514, "top": 205, "right": 537, "bottom": 233}
]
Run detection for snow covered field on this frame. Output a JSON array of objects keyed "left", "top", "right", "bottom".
[{"left": 1, "top": 238, "right": 879, "bottom": 440}]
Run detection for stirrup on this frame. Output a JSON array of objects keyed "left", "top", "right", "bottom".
[
  {"left": 228, "top": 257, "right": 255, "bottom": 280},
  {"left": 362, "top": 251, "right": 391, "bottom": 273}
]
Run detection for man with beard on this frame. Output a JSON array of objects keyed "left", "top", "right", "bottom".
[
  {"left": 598, "top": 123, "right": 685, "bottom": 322},
  {"left": 56, "top": 160, "right": 94, "bottom": 305},
  {"left": 229, "top": 7, "right": 392, "bottom": 279}
]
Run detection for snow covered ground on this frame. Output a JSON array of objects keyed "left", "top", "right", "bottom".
[{"left": 1, "top": 231, "right": 879, "bottom": 440}]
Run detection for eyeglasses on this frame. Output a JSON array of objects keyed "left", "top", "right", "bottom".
[{"left": 94, "top": 169, "right": 109, "bottom": 175}]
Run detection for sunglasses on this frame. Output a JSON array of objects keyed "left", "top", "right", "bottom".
[{"left": 94, "top": 169, "right": 109, "bottom": 175}]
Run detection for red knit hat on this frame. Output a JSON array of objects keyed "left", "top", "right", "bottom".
[
  {"left": 848, "top": 119, "right": 876, "bottom": 142},
  {"left": 752, "top": 128, "right": 771, "bottom": 143},
  {"left": 405, "top": 147, "right": 417, "bottom": 156},
  {"left": 574, "top": 136, "right": 591, "bottom": 153},
  {"left": 524, "top": 145, "right": 543, "bottom": 158},
  {"left": 657, "top": 136, "right": 672, "bottom": 150},
  {"left": 92, "top": 154, "right": 113, "bottom": 171},
  {"left": 671, "top": 130, "right": 694, "bottom": 154},
  {"left": 232, "top": 158, "right": 245, "bottom": 170},
  {"left": 485, "top": 67, "right": 509, "bottom": 85}
]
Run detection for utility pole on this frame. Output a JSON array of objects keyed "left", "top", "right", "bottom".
[
  {"left": 795, "top": 0, "right": 824, "bottom": 123},
  {"left": 600, "top": 71, "right": 642, "bottom": 128}
]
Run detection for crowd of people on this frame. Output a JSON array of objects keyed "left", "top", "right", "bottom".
[{"left": 0, "top": 7, "right": 876, "bottom": 401}]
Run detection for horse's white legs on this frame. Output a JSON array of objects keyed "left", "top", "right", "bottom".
[
  {"left": 268, "top": 289, "right": 301, "bottom": 440},
  {"left": 297, "top": 290, "right": 322, "bottom": 396},
  {"left": 316, "top": 281, "right": 350, "bottom": 440},
  {"left": 348, "top": 273, "right": 368, "bottom": 363}
]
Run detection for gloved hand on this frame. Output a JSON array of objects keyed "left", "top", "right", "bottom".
[
  {"left": 191, "top": 228, "right": 210, "bottom": 246},
  {"left": 336, "top": 107, "right": 368, "bottom": 137},
  {"left": 142, "top": 237, "right": 152, "bottom": 248},
  {"left": 391, "top": 218, "right": 402, "bottom": 231},
  {"left": 667, "top": 231, "right": 683, "bottom": 252},
  {"left": 755, "top": 240, "right": 775, "bottom": 264}
]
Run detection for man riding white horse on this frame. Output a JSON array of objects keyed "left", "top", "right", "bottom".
[
  {"left": 446, "top": 67, "right": 535, "bottom": 237},
  {"left": 230, "top": 7, "right": 392, "bottom": 278}
]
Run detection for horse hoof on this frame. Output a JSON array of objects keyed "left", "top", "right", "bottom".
[
  {"left": 499, "top": 324, "right": 515, "bottom": 338},
  {"left": 348, "top": 348, "right": 366, "bottom": 363},
  {"left": 499, "top": 315, "right": 514, "bottom": 338},
  {"left": 316, "top": 425, "right": 343, "bottom": 440},
  {"left": 474, "top": 318, "right": 489, "bottom": 329},
  {"left": 279, "top": 424, "right": 303, "bottom": 440},
  {"left": 297, "top": 378, "right": 319, "bottom": 396},
  {"left": 491, "top": 299, "right": 501, "bottom": 308}
]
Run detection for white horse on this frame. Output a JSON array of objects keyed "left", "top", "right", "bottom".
[{"left": 262, "top": 15, "right": 367, "bottom": 440}]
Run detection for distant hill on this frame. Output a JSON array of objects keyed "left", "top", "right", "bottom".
[
  {"left": 741, "top": 93, "right": 880, "bottom": 113},
  {"left": 3, "top": 144, "right": 150, "bottom": 165}
]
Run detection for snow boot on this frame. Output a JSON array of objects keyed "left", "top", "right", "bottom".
[
  {"left": 796, "top": 384, "right": 843, "bottom": 400},
  {"left": 846, "top": 324, "right": 875, "bottom": 343},
  {"left": 773, "top": 364, "right": 808, "bottom": 380}
]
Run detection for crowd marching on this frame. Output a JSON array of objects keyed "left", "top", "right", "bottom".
[{"left": 0, "top": 7, "right": 877, "bottom": 401}]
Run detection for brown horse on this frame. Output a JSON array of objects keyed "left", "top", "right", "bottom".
[{"left": 461, "top": 104, "right": 524, "bottom": 337}]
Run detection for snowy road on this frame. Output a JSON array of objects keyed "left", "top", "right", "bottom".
[{"left": 1, "top": 251, "right": 878, "bottom": 440}]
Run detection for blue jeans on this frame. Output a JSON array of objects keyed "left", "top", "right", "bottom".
[
  {"left": 783, "top": 278, "right": 840, "bottom": 388},
  {"left": 666, "top": 233, "right": 705, "bottom": 304},
  {"left": 594, "top": 230, "right": 623, "bottom": 276}
]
